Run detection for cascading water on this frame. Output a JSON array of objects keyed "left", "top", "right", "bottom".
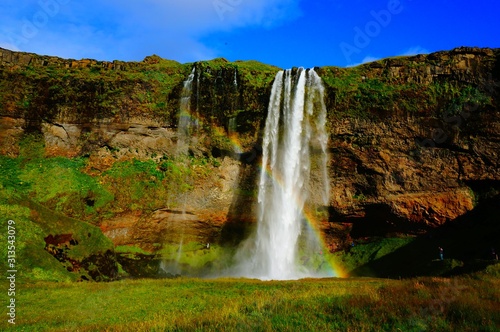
[
  {"left": 228, "top": 68, "right": 242, "bottom": 155},
  {"left": 234, "top": 68, "right": 330, "bottom": 280},
  {"left": 160, "top": 67, "right": 197, "bottom": 276},
  {"left": 177, "top": 67, "right": 196, "bottom": 155},
  {"left": 159, "top": 237, "right": 183, "bottom": 276}
]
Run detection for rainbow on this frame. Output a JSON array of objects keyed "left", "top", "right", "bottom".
[
  {"left": 258, "top": 164, "right": 348, "bottom": 278},
  {"left": 179, "top": 110, "right": 347, "bottom": 278},
  {"left": 178, "top": 112, "right": 244, "bottom": 154}
]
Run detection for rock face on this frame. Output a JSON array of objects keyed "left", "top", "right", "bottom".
[
  {"left": 327, "top": 116, "right": 495, "bottom": 235},
  {"left": 1, "top": 46, "right": 499, "bottom": 251},
  {"left": 322, "top": 47, "right": 500, "bottom": 238}
]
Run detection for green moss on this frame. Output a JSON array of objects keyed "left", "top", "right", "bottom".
[
  {"left": 20, "top": 198, "right": 114, "bottom": 260},
  {"left": 0, "top": 56, "right": 190, "bottom": 126},
  {"left": 427, "top": 82, "right": 492, "bottom": 117},
  {"left": 333, "top": 237, "right": 415, "bottom": 275},
  {"left": 1, "top": 144, "right": 216, "bottom": 220},
  {"left": 105, "top": 159, "right": 164, "bottom": 181},
  {"left": 115, "top": 245, "right": 152, "bottom": 255},
  {"left": 0, "top": 146, "right": 114, "bottom": 220},
  {"left": 101, "top": 157, "right": 197, "bottom": 211},
  {"left": 158, "top": 242, "right": 233, "bottom": 272},
  {"left": 0, "top": 201, "right": 77, "bottom": 282},
  {"left": 0, "top": 157, "right": 28, "bottom": 192},
  {"left": 482, "top": 262, "right": 500, "bottom": 277},
  {"left": 319, "top": 62, "right": 493, "bottom": 122},
  {"left": 0, "top": 149, "right": 117, "bottom": 281},
  {"left": 234, "top": 59, "right": 280, "bottom": 88},
  {"left": 18, "top": 133, "right": 45, "bottom": 160},
  {"left": 20, "top": 157, "right": 113, "bottom": 216}
]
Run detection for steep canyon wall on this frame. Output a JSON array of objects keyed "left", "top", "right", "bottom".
[{"left": 1, "top": 47, "right": 499, "bottom": 251}]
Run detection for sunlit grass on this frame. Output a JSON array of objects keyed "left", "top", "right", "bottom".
[{"left": 2, "top": 271, "right": 499, "bottom": 331}]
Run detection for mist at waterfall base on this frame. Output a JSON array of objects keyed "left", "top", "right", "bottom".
[{"left": 160, "top": 67, "right": 335, "bottom": 280}]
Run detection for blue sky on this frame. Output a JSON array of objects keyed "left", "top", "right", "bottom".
[{"left": 1, "top": 0, "right": 499, "bottom": 68}]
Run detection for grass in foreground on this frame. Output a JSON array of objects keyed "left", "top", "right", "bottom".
[{"left": 2, "top": 271, "right": 499, "bottom": 331}]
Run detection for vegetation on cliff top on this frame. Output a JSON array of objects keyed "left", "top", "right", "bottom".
[
  {"left": 0, "top": 52, "right": 279, "bottom": 135},
  {"left": 319, "top": 63, "right": 494, "bottom": 121}
]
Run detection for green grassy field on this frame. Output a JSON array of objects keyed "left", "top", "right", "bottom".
[{"left": 2, "top": 267, "right": 499, "bottom": 332}]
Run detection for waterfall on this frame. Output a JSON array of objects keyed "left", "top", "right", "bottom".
[
  {"left": 228, "top": 68, "right": 242, "bottom": 155},
  {"left": 196, "top": 68, "right": 200, "bottom": 124},
  {"left": 159, "top": 237, "right": 183, "bottom": 277},
  {"left": 177, "top": 67, "right": 196, "bottom": 154},
  {"left": 234, "top": 68, "right": 330, "bottom": 280},
  {"left": 161, "top": 67, "right": 197, "bottom": 276}
]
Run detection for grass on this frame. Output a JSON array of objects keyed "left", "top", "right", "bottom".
[
  {"left": 0, "top": 138, "right": 118, "bottom": 281},
  {"left": 0, "top": 135, "right": 217, "bottom": 220},
  {"left": 0, "top": 193, "right": 117, "bottom": 282},
  {"left": 1, "top": 271, "right": 499, "bottom": 331}
]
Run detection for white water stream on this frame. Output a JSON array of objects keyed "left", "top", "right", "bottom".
[{"left": 234, "top": 68, "right": 330, "bottom": 280}]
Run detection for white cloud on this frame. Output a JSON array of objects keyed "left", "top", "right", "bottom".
[
  {"left": 399, "top": 46, "right": 430, "bottom": 56},
  {"left": 0, "top": 42, "right": 20, "bottom": 51},
  {"left": 346, "top": 55, "right": 380, "bottom": 67},
  {"left": 346, "top": 47, "right": 430, "bottom": 67},
  {"left": 0, "top": 0, "right": 301, "bottom": 62},
  {"left": 360, "top": 55, "right": 379, "bottom": 64},
  {"left": 128, "top": 0, "right": 301, "bottom": 33}
]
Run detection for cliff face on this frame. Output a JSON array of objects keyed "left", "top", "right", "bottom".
[
  {"left": 321, "top": 47, "right": 500, "bottom": 238},
  {"left": 1, "top": 47, "right": 499, "bottom": 257},
  {"left": 0, "top": 49, "right": 277, "bottom": 158}
]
